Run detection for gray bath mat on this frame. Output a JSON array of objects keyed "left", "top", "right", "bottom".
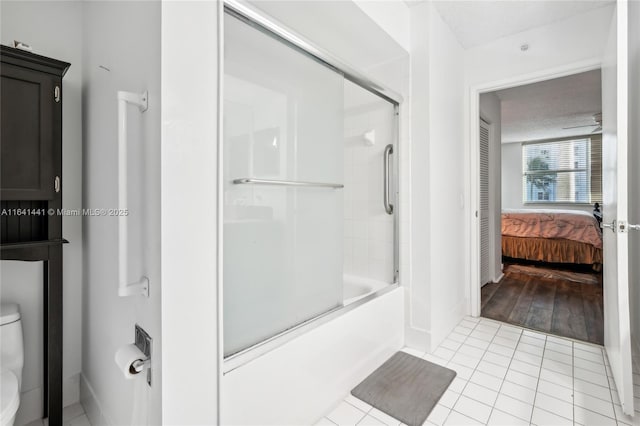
[{"left": 351, "top": 352, "right": 456, "bottom": 426}]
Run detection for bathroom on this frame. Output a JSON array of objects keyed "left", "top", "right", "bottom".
[{"left": 1, "top": 1, "right": 639, "bottom": 426}]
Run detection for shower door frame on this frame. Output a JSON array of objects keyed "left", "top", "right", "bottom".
[{"left": 220, "top": 0, "right": 402, "bottom": 373}]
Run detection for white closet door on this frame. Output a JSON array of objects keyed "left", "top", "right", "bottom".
[{"left": 480, "top": 119, "right": 490, "bottom": 286}]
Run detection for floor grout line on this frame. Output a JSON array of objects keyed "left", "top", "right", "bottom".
[
  {"left": 440, "top": 317, "right": 490, "bottom": 425},
  {"left": 486, "top": 323, "right": 525, "bottom": 425},
  {"left": 528, "top": 333, "right": 548, "bottom": 425},
  {"left": 572, "top": 339, "right": 575, "bottom": 426}
]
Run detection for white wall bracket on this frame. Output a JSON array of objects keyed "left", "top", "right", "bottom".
[
  {"left": 117, "top": 90, "right": 149, "bottom": 298},
  {"left": 119, "top": 90, "right": 148, "bottom": 112},
  {"left": 118, "top": 277, "right": 150, "bottom": 298}
]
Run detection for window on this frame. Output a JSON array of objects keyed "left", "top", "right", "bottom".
[{"left": 522, "top": 136, "right": 602, "bottom": 204}]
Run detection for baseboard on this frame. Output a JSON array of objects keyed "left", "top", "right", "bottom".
[
  {"left": 14, "top": 373, "right": 80, "bottom": 426},
  {"left": 492, "top": 272, "right": 504, "bottom": 283},
  {"left": 430, "top": 299, "right": 467, "bottom": 349},
  {"left": 405, "top": 326, "right": 430, "bottom": 353},
  {"left": 80, "top": 373, "right": 113, "bottom": 426},
  {"left": 64, "top": 373, "right": 81, "bottom": 407}
]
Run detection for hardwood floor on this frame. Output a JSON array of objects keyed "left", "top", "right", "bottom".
[{"left": 481, "top": 265, "right": 604, "bottom": 345}]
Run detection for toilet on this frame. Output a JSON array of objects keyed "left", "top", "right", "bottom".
[{"left": 0, "top": 303, "right": 24, "bottom": 426}]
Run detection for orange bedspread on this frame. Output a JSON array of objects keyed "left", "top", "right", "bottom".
[
  {"left": 502, "top": 236, "right": 602, "bottom": 267},
  {"left": 501, "top": 209, "right": 602, "bottom": 249}
]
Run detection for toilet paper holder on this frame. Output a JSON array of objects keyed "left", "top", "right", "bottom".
[
  {"left": 130, "top": 358, "right": 151, "bottom": 374},
  {"left": 135, "top": 324, "right": 152, "bottom": 386}
]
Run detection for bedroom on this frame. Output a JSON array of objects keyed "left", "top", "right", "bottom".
[{"left": 478, "top": 70, "right": 605, "bottom": 344}]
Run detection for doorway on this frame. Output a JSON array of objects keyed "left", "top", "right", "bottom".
[
  {"left": 477, "top": 70, "right": 605, "bottom": 344},
  {"left": 466, "top": 2, "right": 637, "bottom": 416}
]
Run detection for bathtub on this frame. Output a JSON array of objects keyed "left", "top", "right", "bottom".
[
  {"left": 222, "top": 283, "right": 404, "bottom": 425},
  {"left": 343, "top": 274, "right": 390, "bottom": 304}
]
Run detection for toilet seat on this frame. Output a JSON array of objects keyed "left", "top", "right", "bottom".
[{"left": 0, "top": 371, "right": 19, "bottom": 426}]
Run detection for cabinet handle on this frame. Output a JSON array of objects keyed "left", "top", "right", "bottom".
[
  {"left": 54, "top": 86, "right": 61, "bottom": 103},
  {"left": 54, "top": 176, "right": 61, "bottom": 193}
]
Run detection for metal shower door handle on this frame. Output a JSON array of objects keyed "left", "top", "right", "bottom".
[{"left": 384, "top": 144, "right": 394, "bottom": 215}]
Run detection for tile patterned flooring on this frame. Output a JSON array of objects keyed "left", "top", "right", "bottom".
[
  {"left": 24, "top": 402, "right": 91, "bottom": 426},
  {"left": 319, "top": 316, "right": 639, "bottom": 426}
]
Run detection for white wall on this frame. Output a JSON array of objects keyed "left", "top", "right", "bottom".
[
  {"left": 81, "top": 2, "right": 161, "bottom": 425},
  {"left": 479, "top": 93, "right": 502, "bottom": 282},
  {"left": 406, "top": 2, "right": 430, "bottom": 351},
  {"left": 426, "top": 4, "right": 467, "bottom": 347},
  {"left": 160, "top": 2, "right": 220, "bottom": 424},
  {"left": 501, "top": 142, "right": 523, "bottom": 210},
  {"left": 0, "top": 2, "right": 83, "bottom": 424},
  {"left": 405, "top": 3, "right": 467, "bottom": 351},
  {"left": 352, "top": 0, "right": 410, "bottom": 52}
]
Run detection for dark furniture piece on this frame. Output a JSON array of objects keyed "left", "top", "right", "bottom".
[{"left": 1, "top": 45, "right": 70, "bottom": 426}]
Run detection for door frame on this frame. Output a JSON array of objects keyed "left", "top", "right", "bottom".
[{"left": 467, "top": 59, "right": 603, "bottom": 317}]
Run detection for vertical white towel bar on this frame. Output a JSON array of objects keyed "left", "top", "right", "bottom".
[{"left": 117, "top": 90, "right": 149, "bottom": 297}]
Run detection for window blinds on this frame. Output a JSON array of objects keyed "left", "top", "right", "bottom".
[{"left": 522, "top": 136, "right": 602, "bottom": 204}]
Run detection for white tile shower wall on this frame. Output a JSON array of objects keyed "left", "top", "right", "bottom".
[
  {"left": 0, "top": 2, "right": 84, "bottom": 423},
  {"left": 355, "top": 6, "right": 411, "bottom": 274},
  {"left": 366, "top": 55, "right": 411, "bottom": 289},
  {"left": 343, "top": 87, "right": 395, "bottom": 283}
]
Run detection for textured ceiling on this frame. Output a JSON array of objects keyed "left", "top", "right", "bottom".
[
  {"left": 434, "top": 0, "right": 613, "bottom": 49},
  {"left": 494, "top": 69, "right": 602, "bottom": 143}
]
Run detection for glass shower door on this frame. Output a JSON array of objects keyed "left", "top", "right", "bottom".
[
  {"left": 342, "top": 80, "right": 397, "bottom": 289},
  {"left": 223, "top": 13, "right": 344, "bottom": 357}
]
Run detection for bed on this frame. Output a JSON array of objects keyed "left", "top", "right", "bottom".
[{"left": 501, "top": 209, "right": 603, "bottom": 269}]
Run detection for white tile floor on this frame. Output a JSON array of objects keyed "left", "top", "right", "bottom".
[
  {"left": 24, "top": 402, "right": 91, "bottom": 426},
  {"left": 319, "top": 316, "right": 640, "bottom": 426}
]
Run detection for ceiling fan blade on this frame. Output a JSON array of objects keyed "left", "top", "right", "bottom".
[{"left": 562, "top": 124, "right": 598, "bottom": 129}]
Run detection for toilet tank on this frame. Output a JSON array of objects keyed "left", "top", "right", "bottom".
[{"left": 0, "top": 303, "right": 24, "bottom": 390}]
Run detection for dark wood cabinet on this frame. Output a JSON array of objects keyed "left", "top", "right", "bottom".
[
  {"left": 1, "top": 47, "right": 66, "bottom": 201},
  {"left": 1, "top": 45, "right": 69, "bottom": 426},
  {"left": 1, "top": 63, "right": 56, "bottom": 200}
]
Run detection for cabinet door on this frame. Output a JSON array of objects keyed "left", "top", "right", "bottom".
[{"left": 1, "top": 63, "right": 56, "bottom": 200}]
